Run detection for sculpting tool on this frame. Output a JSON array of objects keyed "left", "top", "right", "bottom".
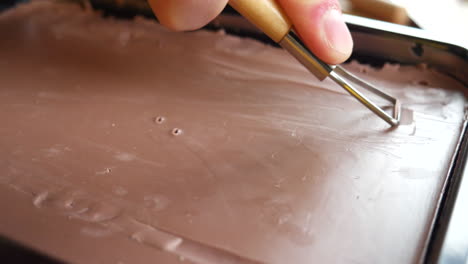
[
  {"left": 345, "top": 0, "right": 410, "bottom": 25},
  {"left": 229, "top": 0, "right": 401, "bottom": 126}
]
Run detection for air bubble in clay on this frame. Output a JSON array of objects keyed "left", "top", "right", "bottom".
[
  {"left": 171, "top": 128, "right": 183, "bottom": 136},
  {"left": 154, "top": 116, "right": 165, "bottom": 124}
]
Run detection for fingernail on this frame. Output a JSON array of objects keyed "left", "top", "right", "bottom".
[{"left": 322, "top": 9, "right": 353, "bottom": 55}]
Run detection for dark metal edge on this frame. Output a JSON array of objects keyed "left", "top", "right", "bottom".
[
  {"left": 0, "top": 235, "right": 64, "bottom": 264},
  {"left": 423, "top": 120, "right": 468, "bottom": 264},
  {"left": 2, "top": 2, "right": 468, "bottom": 264}
]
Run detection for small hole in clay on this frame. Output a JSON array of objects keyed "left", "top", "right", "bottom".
[
  {"left": 154, "top": 116, "right": 165, "bottom": 124},
  {"left": 65, "top": 200, "right": 74, "bottom": 208},
  {"left": 172, "top": 128, "right": 182, "bottom": 136}
]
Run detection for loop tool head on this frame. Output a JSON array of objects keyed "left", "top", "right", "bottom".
[
  {"left": 280, "top": 30, "right": 401, "bottom": 127},
  {"left": 330, "top": 66, "right": 401, "bottom": 126}
]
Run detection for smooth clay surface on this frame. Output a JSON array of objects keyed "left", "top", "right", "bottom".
[{"left": 0, "top": 1, "right": 467, "bottom": 264}]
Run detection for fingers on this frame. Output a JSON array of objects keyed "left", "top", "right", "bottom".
[
  {"left": 277, "top": 0, "right": 353, "bottom": 64},
  {"left": 148, "top": 0, "right": 352, "bottom": 64},
  {"left": 148, "top": 0, "right": 228, "bottom": 31}
]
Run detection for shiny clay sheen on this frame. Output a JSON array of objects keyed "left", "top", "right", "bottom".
[{"left": 0, "top": 1, "right": 467, "bottom": 264}]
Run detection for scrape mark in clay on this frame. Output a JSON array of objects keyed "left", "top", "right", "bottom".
[
  {"left": 42, "top": 145, "right": 71, "bottom": 158},
  {"left": 399, "top": 108, "right": 415, "bottom": 126},
  {"left": 68, "top": 201, "right": 121, "bottom": 223},
  {"left": 115, "top": 152, "right": 136, "bottom": 161},
  {"left": 113, "top": 186, "right": 128, "bottom": 196},
  {"left": 96, "top": 167, "right": 113, "bottom": 175},
  {"left": 261, "top": 198, "right": 315, "bottom": 246},
  {"left": 130, "top": 221, "right": 182, "bottom": 252},
  {"left": 33, "top": 191, "right": 49, "bottom": 208},
  {"left": 143, "top": 194, "right": 170, "bottom": 211}
]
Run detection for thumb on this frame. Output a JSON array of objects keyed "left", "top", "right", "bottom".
[
  {"left": 148, "top": 0, "right": 228, "bottom": 31},
  {"left": 277, "top": 0, "right": 353, "bottom": 65}
]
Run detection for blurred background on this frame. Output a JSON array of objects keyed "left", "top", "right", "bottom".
[
  {"left": 339, "top": 0, "right": 468, "bottom": 48},
  {"left": 1, "top": 0, "right": 467, "bottom": 48}
]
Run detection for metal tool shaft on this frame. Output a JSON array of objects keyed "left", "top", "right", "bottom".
[{"left": 279, "top": 30, "right": 401, "bottom": 127}]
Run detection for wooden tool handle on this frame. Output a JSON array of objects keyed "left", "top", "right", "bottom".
[
  {"left": 349, "top": 0, "right": 409, "bottom": 25},
  {"left": 229, "top": 0, "right": 292, "bottom": 42}
]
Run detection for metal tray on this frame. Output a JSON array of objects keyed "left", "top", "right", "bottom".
[
  {"left": 2, "top": 2, "right": 467, "bottom": 263},
  {"left": 99, "top": 5, "right": 468, "bottom": 263},
  {"left": 210, "top": 13, "right": 468, "bottom": 264}
]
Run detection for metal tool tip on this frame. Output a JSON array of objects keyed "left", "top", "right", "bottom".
[{"left": 330, "top": 66, "right": 401, "bottom": 127}]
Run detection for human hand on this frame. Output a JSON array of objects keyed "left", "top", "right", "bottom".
[{"left": 147, "top": 0, "right": 353, "bottom": 65}]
